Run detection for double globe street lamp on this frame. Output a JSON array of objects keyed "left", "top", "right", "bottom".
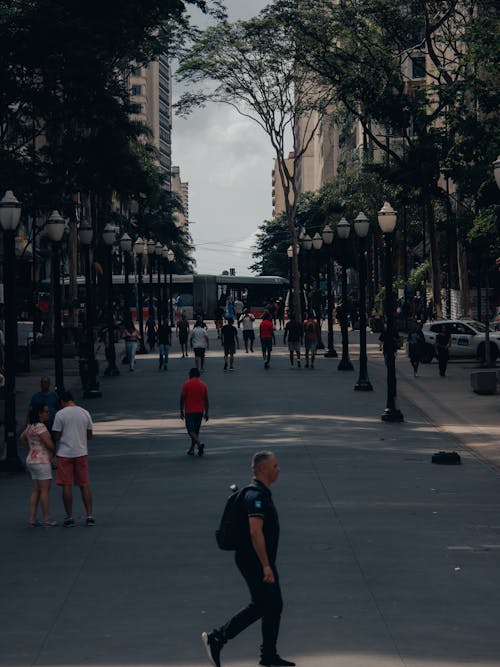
[
  {"left": 78, "top": 220, "right": 102, "bottom": 398},
  {"left": 102, "top": 223, "right": 120, "bottom": 376},
  {"left": 378, "top": 202, "right": 404, "bottom": 422},
  {"left": 119, "top": 232, "right": 133, "bottom": 320},
  {"left": 45, "top": 209, "right": 67, "bottom": 395},
  {"left": 133, "top": 237, "right": 147, "bottom": 353},
  {"left": 336, "top": 217, "right": 354, "bottom": 371},
  {"left": 353, "top": 212, "right": 373, "bottom": 391},
  {"left": 321, "top": 223, "right": 337, "bottom": 357},
  {"left": 0, "top": 191, "right": 24, "bottom": 471}
]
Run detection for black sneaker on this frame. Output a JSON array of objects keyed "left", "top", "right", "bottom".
[
  {"left": 187, "top": 446, "right": 195, "bottom": 456},
  {"left": 198, "top": 443, "right": 205, "bottom": 457},
  {"left": 63, "top": 517, "right": 75, "bottom": 528},
  {"left": 201, "top": 631, "right": 222, "bottom": 667},
  {"left": 259, "top": 657, "right": 296, "bottom": 667},
  {"left": 86, "top": 516, "right": 96, "bottom": 527}
]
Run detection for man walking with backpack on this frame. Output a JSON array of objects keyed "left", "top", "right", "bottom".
[{"left": 202, "top": 451, "right": 295, "bottom": 667}]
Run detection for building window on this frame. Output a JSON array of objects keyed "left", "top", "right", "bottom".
[
  {"left": 411, "top": 56, "right": 426, "bottom": 79},
  {"left": 131, "top": 84, "right": 143, "bottom": 97}
]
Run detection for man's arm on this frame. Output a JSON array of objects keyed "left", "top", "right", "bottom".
[
  {"left": 52, "top": 430, "right": 61, "bottom": 442},
  {"left": 204, "top": 393, "right": 209, "bottom": 421},
  {"left": 249, "top": 516, "right": 275, "bottom": 583},
  {"left": 87, "top": 429, "right": 93, "bottom": 440},
  {"left": 180, "top": 392, "right": 185, "bottom": 418}
]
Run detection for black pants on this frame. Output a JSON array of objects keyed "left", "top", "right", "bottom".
[
  {"left": 437, "top": 349, "right": 448, "bottom": 376},
  {"left": 219, "top": 554, "right": 283, "bottom": 659}
]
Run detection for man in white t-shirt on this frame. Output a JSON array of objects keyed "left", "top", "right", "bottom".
[
  {"left": 190, "top": 322, "right": 209, "bottom": 372},
  {"left": 52, "top": 391, "right": 95, "bottom": 527}
]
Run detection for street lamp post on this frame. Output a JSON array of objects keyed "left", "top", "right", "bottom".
[
  {"left": 147, "top": 238, "right": 155, "bottom": 321},
  {"left": 155, "top": 241, "right": 163, "bottom": 319},
  {"left": 134, "top": 237, "right": 147, "bottom": 353},
  {"left": 286, "top": 246, "right": 293, "bottom": 314},
  {"left": 337, "top": 217, "right": 354, "bottom": 371},
  {"left": 46, "top": 210, "right": 66, "bottom": 395},
  {"left": 322, "top": 224, "right": 337, "bottom": 357},
  {"left": 301, "top": 234, "right": 312, "bottom": 301},
  {"left": 353, "top": 212, "right": 373, "bottom": 391},
  {"left": 378, "top": 202, "right": 404, "bottom": 422},
  {"left": 119, "top": 232, "right": 132, "bottom": 320},
  {"left": 78, "top": 220, "right": 101, "bottom": 398},
  {"left": 0, "top": 191, "right": 24, "bottom": 471},
  {"left": 167, "top": 249, "right": 175, "bottom": 326},
  {"left": 102, "top": 223, "right": 120, "bottom": 376}
]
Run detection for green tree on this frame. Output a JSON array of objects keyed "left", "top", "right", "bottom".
[
  {"left": 176, "top": 8, "right": 338, "bottom": 321},
  {"left": 281, "top": 0, "right": 499, "bottom": 317}
]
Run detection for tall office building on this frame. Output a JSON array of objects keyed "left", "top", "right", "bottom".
[
  {"left": 128, "top": 56, "right": 172, "bottom": 189},
  {"left": 171, "top": 166, "right": 189, "bottom": 228}
]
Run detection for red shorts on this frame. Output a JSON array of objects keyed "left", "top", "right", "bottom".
[{"left": 56, "top": 456, "right": 90, "bottom": 487}]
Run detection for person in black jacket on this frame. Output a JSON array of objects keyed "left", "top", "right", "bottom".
[{"left": 202, "top": 451, "right": 295, "bottom": 667}]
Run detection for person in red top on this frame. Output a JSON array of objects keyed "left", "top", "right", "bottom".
[
  {"left": 259, "top": 311, "right": 276, "bottom": 369},
  {"left": 180, "top": 367, "right": 209, "bottom": 456}
]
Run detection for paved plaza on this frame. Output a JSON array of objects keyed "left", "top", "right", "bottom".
[{"left": 1, "top": 326, "right": 499, "bottom": 667}]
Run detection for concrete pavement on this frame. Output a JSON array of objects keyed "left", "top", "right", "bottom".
[{"left": 1, "top": 325, "right": 499, "bottom": 667}]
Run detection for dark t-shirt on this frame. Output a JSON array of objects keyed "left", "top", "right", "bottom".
[
  {"left": 157, "top": 324, "right": 172, "bottom": 345},
  {"left": 221, "top": 324, "right": 238, "bottom": 346},
  {"left": 436, "top": 332, "right": 450, "bottom": 351},
  {"left": 285, "top": 320, "right": 303, "bottom": 342},
  {"left": 238, "top": 479, "right": 280, "bottom": 565},
  {"left": 178, "top": 321, "right": 189, "bottom": 339}
]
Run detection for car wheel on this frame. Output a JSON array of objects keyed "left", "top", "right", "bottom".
[
  {"left": 477, "top": 342, "right": 499, "bottom": 362},
  {"left": 420, "top": 344, "right": 434, "bottom": 364}
]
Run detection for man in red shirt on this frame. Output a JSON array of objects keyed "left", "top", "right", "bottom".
[
  {"left": 259, "top": 311, "right": 276, "bottom": 369},
  {"left": 180, "top": 368, "right": 209, "bottom": 456}
]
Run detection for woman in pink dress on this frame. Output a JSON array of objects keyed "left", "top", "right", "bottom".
[{"left": 21, "top": 403, "right": 56, "bottom": 527}]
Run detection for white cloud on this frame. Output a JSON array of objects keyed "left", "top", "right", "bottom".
[{"left": 171, "top": 0, "right": 276, "bottom": 276}]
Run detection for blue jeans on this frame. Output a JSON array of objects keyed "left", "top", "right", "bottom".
[
  {"left": 159, "top": 344, "right": 170, "bottom": 369},
  {"left": 126, "top": 340, "right": 137, "bottom": 370}
]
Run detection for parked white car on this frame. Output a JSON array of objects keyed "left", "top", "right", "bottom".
[{"left": 421, "top": 319, "right": 500, "bottom": 363}]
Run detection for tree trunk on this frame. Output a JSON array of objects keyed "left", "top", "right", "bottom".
[
  {"left": 425, "top": 192, "right": 443, "bottom": 318},
  {"left": 457, "top": 240, "right": 472, "bottom": 317}
]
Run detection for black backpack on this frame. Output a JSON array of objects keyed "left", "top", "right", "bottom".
[{"left": 215, "top": 483, "right": 256, "bottom": 551}]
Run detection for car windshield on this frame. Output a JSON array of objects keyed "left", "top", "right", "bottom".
[{"left": 465, "top": 320, "right": 492, "bottom": 333}]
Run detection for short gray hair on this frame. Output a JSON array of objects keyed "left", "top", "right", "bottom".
[{"left": 252, "top": 450, "right": 274, "bottom": 473}]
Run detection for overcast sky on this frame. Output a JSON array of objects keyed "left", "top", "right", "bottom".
[{"left": 171, "top": 0, "right": 273, "bottom": 276}]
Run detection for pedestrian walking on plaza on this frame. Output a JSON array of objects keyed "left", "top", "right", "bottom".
[
  {"left": 202, "top": 450, "right": 295, "bottom": 667},
  {"left": 157, "top": 316, "right": 172, "bottom": 371},
  {"left": 146, "top": 315, "right": 157, "bottom": 352},
  {"left": 234, "top": 298, "right": 244, "bottom": 326},
  {"left": 239, "top": 308, "right": 256, "bottom": 353},
  {"left": 177, "top": 313, "right": 190, "bottom": 358},
  {"left": 123, "top": 319, "right": 141, "bottom": 371},
  {"left": 435, "top": 324, "right": 451, "bottom": 377},
  {"left": 277, "top": 299, "right": 285, "bottom": 330},
  {"left": 259, "top": 312, "right": 275, "bottom": 369},
  {"left": 190, "top": 320, "right": 210, "bottom": 372},
  {"left": 284, "top": 317, "right": 303, "bottom": 367},
  {"left": 29, "top": 376, "right": 60, "bottom": 431},
  {"left": 180, "top": 367, "right": 209, "bottom": 457},
  {"left": 225, "top": 294, "right": 235, "bottom": 320},
  {"left": 21, "top": 403, "right": 57, "bottom": 528},
  {"left": 221, "top": 317, "right": 239, "bottom": 370},
  {"left": 214, "top": 305, "right": 225, "bottom": 339},
  {"left": 52, "top": 391, "right": 95, "bottom": 527},
  {"left": 303, "top": 312, "right": 321, "bottom": 369},
  {"left": 407, "top": 321, "right": 425, "bottom": 377}
]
